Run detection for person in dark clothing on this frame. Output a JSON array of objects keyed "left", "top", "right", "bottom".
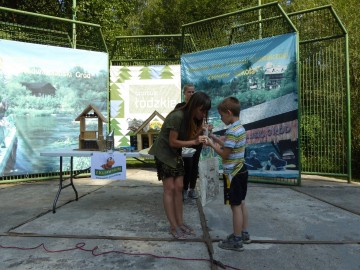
[
  {"left": 265, "top": 152, "right": 287, "bottom": 171},
  {"left": 245, "top": 150, "right": 262, "bottom": 170},
  {"left": 175, "top": 84, "right": 201, "bottom": 200},
  {"left": 149, "top": 92, "right": 211, "bottom": 239},
  {"left": 175, "top": 83, "right": 195, "bottom": 109}
]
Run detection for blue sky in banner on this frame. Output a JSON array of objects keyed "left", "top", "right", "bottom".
[
  {"left": 0, "top": 39, "right": 108, "bottom": 177},
  {"left": 181, "top": 33, "right": 295, "bottom": 84},
  {"left": 181, "top": 33, "right": 296, "bottom": 125},
  {"left": 181, "top": 33, "right": 299, "bottom": 179},
  {"left": 0, "top": 39, "right": 107, "bottom": 76}
]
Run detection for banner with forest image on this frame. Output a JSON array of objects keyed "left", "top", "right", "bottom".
[
  {"left": 181, "top": 33, "right": 299, "bottom": 179},
  {"left": 0, "top": 39, "right": 108, "bottom": 177}
]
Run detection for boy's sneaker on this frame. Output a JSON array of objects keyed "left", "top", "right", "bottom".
[
  {"left": 218, "top": 235, "right": 244, "bottom": 252},
  {"left": 188, "top": 189, "right": 198, "bottom": 199},
  {"left": 242, "top": 232, "right": 251, "bottom": 244},
  {"left": 182, "top": 190, "right": 188, "bottom": 201}
]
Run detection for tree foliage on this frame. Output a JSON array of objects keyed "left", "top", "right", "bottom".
[{"left": 0, "top": 0, "right": 359, "bottom": 178}]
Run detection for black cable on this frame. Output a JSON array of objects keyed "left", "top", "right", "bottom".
[
  {"left": 0, "top": 242, "right": 242, "bottom": 270},
  {"left": 213, "top": 259, "right": 226, "bottom": 269}
]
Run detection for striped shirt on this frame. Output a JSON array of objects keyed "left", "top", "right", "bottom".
[{"left": 223, "top": 120, "right": 246, "bottom": 176}]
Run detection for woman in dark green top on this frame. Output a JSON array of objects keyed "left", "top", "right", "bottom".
[{"left": 149, "top": 92, "right": 211, "bottom": 239}]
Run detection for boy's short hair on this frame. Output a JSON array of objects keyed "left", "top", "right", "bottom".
[{"left": 217, "top": 96, "right": 240, "bottom": 116}]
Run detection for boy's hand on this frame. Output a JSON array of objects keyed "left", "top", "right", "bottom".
[
  {"left": 203, "top": 136, "right": 213, "bottom": 147},
  {"left": 196, "top": 135, "right": 208, "bottom": 145},
  {"left": 202, "top": 124, "right": 213, "bottom": 132},
  {"left": 207, "top": 134, "right": 224, "bottom": 149}
]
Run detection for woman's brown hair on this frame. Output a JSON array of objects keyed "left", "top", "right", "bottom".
[{"left": 181, "top": 92, "right": 211, "bottom": 139}]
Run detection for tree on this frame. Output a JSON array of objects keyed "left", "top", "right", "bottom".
[
  {"left": 139, "top": 0, "right": 240, "bottom": 35},
  {"left": 1, "top": 0, "right": 359, "bottom": 178},
  {"left": 0, "top": 0, "right": 71, "bottom": 18}
]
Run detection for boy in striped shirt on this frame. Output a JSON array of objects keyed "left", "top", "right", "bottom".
[{"left": 206, "top": 96, "right": 250, "bottom": 252}]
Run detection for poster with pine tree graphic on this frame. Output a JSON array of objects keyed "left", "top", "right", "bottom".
[
  {"left": 139, "top": 66, "right": 152, "bottom": 79},
  {"left": 160, "top": 65, "right": 174, "bottom": 79},
  {"left": 117, "top": 66, "right": 132, "bottom": 83},
  {"left": 109, "top": 65, "right": 181, "bottom": 149}
]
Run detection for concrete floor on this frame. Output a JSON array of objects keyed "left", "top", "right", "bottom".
[{"left": 0, "top": 168, "right": 359, "bottom": 270}]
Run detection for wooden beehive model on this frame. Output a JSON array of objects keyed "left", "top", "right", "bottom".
[{"left": 75, "top": 104, "right": 107, "bottom": 151}]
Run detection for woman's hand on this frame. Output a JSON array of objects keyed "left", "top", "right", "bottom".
[
  {"left": 196, "top": 135, "right": 208, "bottom": 145},
  {"left": 201, "top": 122, "right": 213, "bottom": 136}
]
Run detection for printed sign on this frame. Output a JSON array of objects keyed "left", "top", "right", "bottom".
[
  {"left": 181, "top": 33, "right": 299, "bottom": 179},
  {"left": 109, "top": 65, "right": 181, "bottom": 148},
  {"left": 0, "top": 39, "right": 108, "bottom": 177},
  {"left": 91, "top": 152, "right": 126, "bottom": 180}
]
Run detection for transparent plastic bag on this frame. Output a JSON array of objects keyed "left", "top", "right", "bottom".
[{"left": 198, "top": 148, "right": 220, "bottom": 206}]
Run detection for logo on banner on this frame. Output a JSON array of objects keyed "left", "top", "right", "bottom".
[{"left": 91, "top": 152, "right": 126, "bottom": 180}]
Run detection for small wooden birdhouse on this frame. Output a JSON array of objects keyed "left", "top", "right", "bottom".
[
  {"left": 75, "top": 104, "right": 108, "bottom": 151},
  {"left": 133, "top": 110, "right": 165, "bottom": 151}
]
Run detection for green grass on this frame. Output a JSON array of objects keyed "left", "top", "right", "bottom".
[
  {"left": 352, "top": 178, "right": 360, "bottom": 183},
  {"left": 126, "top": 158, "right": 156, "bottom": 168}
]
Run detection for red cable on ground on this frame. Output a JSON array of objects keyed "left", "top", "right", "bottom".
[{"left": 0, "top": 242, "right": 242, "bottom": 270}]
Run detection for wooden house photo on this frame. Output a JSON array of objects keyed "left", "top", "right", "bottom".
[
  {"left": 75, "top": 104, "right": 107, "bottom": 151},
  {"left": 132, "top": 110, "right": 165, "bottom": 151}
]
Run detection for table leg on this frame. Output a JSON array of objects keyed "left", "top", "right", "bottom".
[
  {"left": 133, "top": 157, "right": 150, "bottom": 164},
  {"left": 69, "top": 156, "right": 79, "bottom": 200},
  {"left": 52, "top": 156, "right": 63, "bottom": 213},
  {"left": 52, "top": 156, "right": 79, "bottom": 213}
]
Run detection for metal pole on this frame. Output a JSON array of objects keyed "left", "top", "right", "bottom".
[
  {"left": 258, "top": 0, "right": 262, "bottom": 39},
  {"left": 72, "top": 0, "right": 77, "bottom": 48},
  {"left": 345, "top": 32, "right": 352, "bottom": 182}
]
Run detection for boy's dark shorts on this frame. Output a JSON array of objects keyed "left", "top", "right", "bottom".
[{"left": 223, "top": 165, "right": 248, "bottom": 205}]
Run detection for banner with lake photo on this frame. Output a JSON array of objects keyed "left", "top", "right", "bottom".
[
  {"left": 181, "top": 33, "right": 299, "bottom": 180},
  {"left": 0, "top": 39, "right": 108, "bottom": 177}
]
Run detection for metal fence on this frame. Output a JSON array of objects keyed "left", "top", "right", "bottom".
[
  {"left": 0, "top": 4, "right": 351, "bottom": 183},
  {"left": 180, "top": 3, "right": 350, "bottom": 184},
  {"left": 181, "top": 3, "right": 296, "bottom": 53},
  {"left": 289, "top": 6, "right": 350, "bottom": 180},
  {"left": 110, "top": 35, "right": 183, "bottom": 66},
  {"left": 181, "top": 2, "right": 300, "bottom": 185},
  {"left": 0, "top": 6, "right": 107, "bottom": 52}
]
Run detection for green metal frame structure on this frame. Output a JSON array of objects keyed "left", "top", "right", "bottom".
[
  {"left": 110, "top": 4, "right": 351, "bottom": 184},
  {"left": 181, "top": 2, "right": 301, "bottom": 185},
  {"left": 0, "top": 7, "right": 107, "bottom": 183},
  {"left": 184, "top": 3, "right": 350, "bottom": 184},
  {"left": 181, "top": 3, "right": 297, "bottom": 53},
  {"left": 110, "top": 34, "right": 183, "bottom": 66},
  {"left": 288, "top": 6, "right": 351, "bottom": 182},
  {"left": 0, "top": 6, "right": 107, "bottom": 52},
  {"left": 0, "top": 4, "right": 351, "bottom": 184}
]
